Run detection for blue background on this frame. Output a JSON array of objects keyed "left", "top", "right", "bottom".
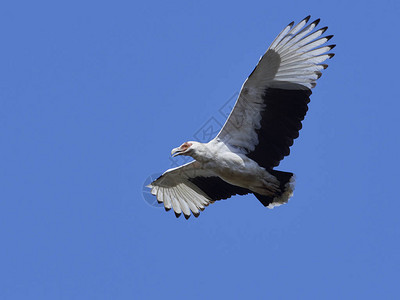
[{"left": 1, "top": 0, "right": 399, "bottom": 299}]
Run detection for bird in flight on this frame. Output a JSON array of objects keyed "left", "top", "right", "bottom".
[{"left": 147, "top": 16, "right": 335, "bottom": 219}]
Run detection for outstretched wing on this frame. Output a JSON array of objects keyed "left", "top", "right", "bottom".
[
  {"left": 147, "top": 161, "right": 250, "bottom": 219},
  {"left": 216, "top": 16, "right": 335, "bottom": 169}
]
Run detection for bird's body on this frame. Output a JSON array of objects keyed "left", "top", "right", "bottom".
[
  {"left": 189, "top": 140, "right": 272, "bottom": 191},
  {"left": 147, "top": 16, "right": 335, "bottom": 219}
]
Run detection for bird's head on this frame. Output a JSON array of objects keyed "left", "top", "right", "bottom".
[{"left": 171, "top": 142, "right": 196, "bottom": 157}]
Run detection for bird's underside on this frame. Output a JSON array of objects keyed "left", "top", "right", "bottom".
[{"left": 147, "top": 16, "right": 335, "bottom": 219}]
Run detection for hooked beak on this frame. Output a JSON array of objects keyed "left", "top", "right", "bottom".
[{"left": 171, "top": 147, "right": 183, "bottom": 157}]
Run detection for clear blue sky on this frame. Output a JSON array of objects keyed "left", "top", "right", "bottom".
[{"left": 1, "top": 0, "right": 399, "bottom": 299}]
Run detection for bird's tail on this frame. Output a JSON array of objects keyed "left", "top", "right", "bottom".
[{"left": 254, "top": 170, "right": 295, "bottom": 208}]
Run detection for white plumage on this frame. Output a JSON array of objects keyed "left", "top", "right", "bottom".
[{"left": 147, "top": 16, "right": 335, "bottom": 219}]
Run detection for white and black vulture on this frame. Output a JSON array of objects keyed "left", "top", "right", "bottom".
[{"left": 147, "top": 16, "right": 335, "bottom": 219}]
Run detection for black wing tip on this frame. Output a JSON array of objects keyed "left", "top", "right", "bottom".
[
  {"left": 174, "top": 212, "right": 181, "bottom": 218},
  {"left": 288, "top": 21, "right": 295, "bottom": 27},
  {"left": 320, "top": 26, "right": 328, "bottom": 34},
  {"left": 315, "top": 71, "right": 322, "bottom": 79},
  {"left": 329, "top": 44, "right": 336, "bottom": 50},
  {"left": 165, "top": 207, "right": 171, "bottom": 212},
  {"left": 303, "top": 15, "right": 311, "bottom": 23},
  {"left": 184, "top": 214, "right": 190, "bottom": 220},
  {"left": 325, "top": 35, "right": 334, "bottom": 41},
  {"left": 312, "top": 18, "right": 321, "bottom": 27},
  {"left": 193, "top": 212, "right": 200, "bottom": 218},
  {"left": 328, "top": 53, "right": 335, "bottom": 59},
  {"left": 320, "top": 64, "right": 329, "bottom": 69}
]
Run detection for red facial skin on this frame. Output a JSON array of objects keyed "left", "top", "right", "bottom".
[{"left": 180, "top": 142, "right": 192, "bottom": 151}]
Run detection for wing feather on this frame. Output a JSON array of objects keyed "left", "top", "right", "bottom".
[
  {"left": 162, "top": 187, "right": 172, "bottom": 210},
  {"left": 215, "top": 16, "right": 334, "bottom": 168},
  {"left": 176, "top": 184, "right": 191, "bottom": 219},
  {"left": 170, "top": 189, "right": 182, "bottom": 216},
  {"left": 274, "top": 16, "right": 311, "bottom": 51},
  {"left": 275, "top": 19, "right": 320, "bottom": 53},
  {"left": 147, "top": 161, "right": 249, "bottom": 218}
]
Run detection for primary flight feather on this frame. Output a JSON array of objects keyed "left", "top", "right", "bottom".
[{"left": 147, "top": 16, "right": 335, "bottom": 219}]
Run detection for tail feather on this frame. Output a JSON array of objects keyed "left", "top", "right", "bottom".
[{"left": 254, "top": 170, "right": 295, "bottom": 208}]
